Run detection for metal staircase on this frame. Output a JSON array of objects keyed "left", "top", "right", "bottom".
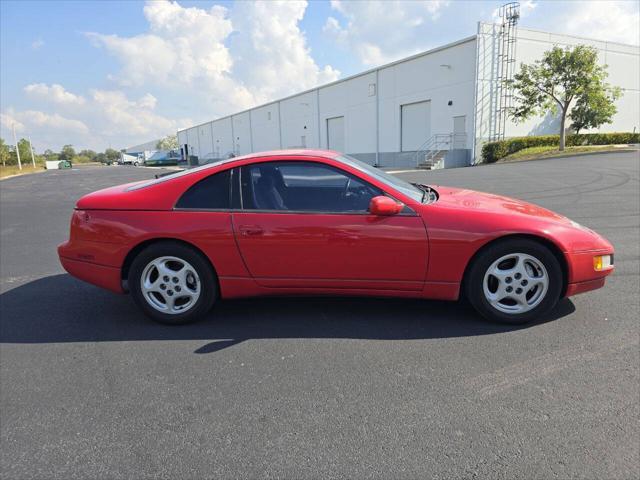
[{"left": 414, "top": 133, "right": 467, "bottom": 169}]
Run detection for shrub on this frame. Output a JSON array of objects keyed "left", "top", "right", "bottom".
[{"left": 481, "top": 132, "right": 639, "bottom": 163}]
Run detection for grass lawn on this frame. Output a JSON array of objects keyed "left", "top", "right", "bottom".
[
  {"left": 0, "top": 160, "right": 104, "bottom": 179},
  {"left": 0, "top": 164, "right": 45, "bottom": 179},
  {"left": 499, "top": 145, "right": 636, "bottom": 162}
]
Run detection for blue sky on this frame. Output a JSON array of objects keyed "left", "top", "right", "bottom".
[{"left": 1, "top": 0, "right": 638, "bottom": 152}]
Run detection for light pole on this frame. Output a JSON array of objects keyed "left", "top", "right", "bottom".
[
  {"left": 28, "top": 135, "right": 36, "bottom": 168},
  {"left": 12, "top": 123, "right": 22, "bottom": 170}
]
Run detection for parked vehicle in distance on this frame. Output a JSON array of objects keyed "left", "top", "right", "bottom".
[
  {"left": 118, "top": 152, "right": 142, "bottom": 167},
  {"left": 58, "top": 150, "right": 614, "bottom": 325},
  {"left": 144, "top": 149, "right": 181, "bottom": 167},
  {"left": 45, "top": 160, "right": 72, "bottom": 170}
]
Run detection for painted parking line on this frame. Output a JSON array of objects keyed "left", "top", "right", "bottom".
[{"left": 385, "top": 169, "right": 423, "bottom": 174}]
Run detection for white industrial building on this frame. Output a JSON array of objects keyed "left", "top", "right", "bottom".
[
  {"left": 177, "top": 16, "right": 639, "bottom": 168},
  {"left": 123, "top": 138, "right": 161, "bottom": 158}
]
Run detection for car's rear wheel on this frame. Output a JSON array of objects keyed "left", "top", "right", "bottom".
[
  {"left": 465, "top": 239, "right": 563, "bottom": 324},
  {"left": 129, "top": 242, "right": 217, "bottom": 324}
]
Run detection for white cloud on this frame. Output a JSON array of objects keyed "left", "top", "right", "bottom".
[
  {"left": 89, "top": 89, "right": 179, "bottom": 137},
  {"left": 1, "top": 111, "right": 25, "bottom": 133},
  {"left": 85, "top": 1, "right": 234, "bottom": 88},
  {"left": 563, "top": 1, "right": 639, "bottom": 45},
  {"left": 24, "top": 83, "right": 86, "bottom": 106},
  {"left": 31, "top": 39, "right": 44, "bottom": 50},
  {"left": 87, "top": 0, "right": 337, "bottom": 116},
  {"left": 2, "top": 87, "right": 187, "bottom": 151},
  {"left": 324, "top": 0, "right": 450, "bottom": 66},
  {"left": 2, "top": 108, "right": 88, "bottom": 135},
  {"left": 19, "top": 110, "right": 89, "bottom": 134},
  {"left": 135, "top": 93, "right": 157, "bottom": 110},
  {"left": 86, "top": 33, "right": 180, "bottom": 87},
  {"left": 4, "top": 0, "right": 338, "bottom": 151},
  {"left": 230, "top": 1, "right": 340, "bottom": 102}
]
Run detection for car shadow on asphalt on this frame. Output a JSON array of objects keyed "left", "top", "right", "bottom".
[{"left": 0, "top": 274, "right": 576, "bottom": 354}]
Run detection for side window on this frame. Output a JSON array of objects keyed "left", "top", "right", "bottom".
[
  {"left": 176, "top": 169, "right": 231, "bottom": 209},
  {"left": 240, "top": 161, "right": 382, "bottom": 213}
]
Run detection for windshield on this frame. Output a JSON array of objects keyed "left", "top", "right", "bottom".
[{"left": 338, "top": 154, "right": 424, "bottom": 203}]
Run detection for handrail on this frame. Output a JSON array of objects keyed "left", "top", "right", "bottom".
[{"left": 414, "top": 133, "right": 467, "bottom": 167}]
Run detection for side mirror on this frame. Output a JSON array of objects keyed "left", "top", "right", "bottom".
[{"left": 369, "top": 196, "right": 403, "bottom": 216}]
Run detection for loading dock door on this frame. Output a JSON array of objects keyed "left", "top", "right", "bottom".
[
  {"left": 401, "top": 100, "right": 431, "bottom": 151},
  {"left": 327, "top": 116, "right": 345, "bottom": 152}
]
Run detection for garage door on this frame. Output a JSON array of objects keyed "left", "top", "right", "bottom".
[
  {"left": 401, "top": 100, "right": 431, "bottom": 151},
  {"left": 327, "top": 116, "right": 345, "bottom": 152}
]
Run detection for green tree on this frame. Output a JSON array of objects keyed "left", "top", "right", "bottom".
[
  {"left": 59, "top": 144, "right": 76, "bottom": 160},
  {"left": 72, "top": 155, "right": 91, "bottom": 164},
  {"left": 509, "top": 45, "right": 620, "bottom": 150},
  {"left": 104, "top": 148, "right": 120, "bottom": 162},
  {"left": 0, "top": 138, "right": 10, "bottom": 166},
  {"left": 17, "top": 138, "right": 33, "bottom": 164},
  {"left": 570, "top": 86, "right": 621, "bottom": 134},
  {"left": 79, "top": 149, "right": 97, "bottom": 161},
  {"left": 43, "top": 149, "right": 59, "bottom": 161},
  {"left": 156, "top": 134, "right": 178, "bottom": 150}
]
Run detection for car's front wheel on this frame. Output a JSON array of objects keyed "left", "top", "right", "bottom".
[
  {"left": 465, "top": 239, "right": 563, "bottom": 324},
  {"left": 129, "top": 242, "right": 217, "bottom": 324}
]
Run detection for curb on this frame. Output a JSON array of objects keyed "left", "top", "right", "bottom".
[
  {"left": 0, "top": 169, "right": 47, "bottom": 182},
  {"left": 496, "top": 146, "right": 639, "bottom": 165}
]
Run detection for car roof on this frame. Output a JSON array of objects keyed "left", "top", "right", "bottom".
[
  {"left": 126, "top": 149, "right": 342, "bottom": 191},
  {"left": 230, "top": 149, "right": 341, "bottom": 161}
]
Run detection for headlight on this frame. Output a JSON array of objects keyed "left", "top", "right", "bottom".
[{"left": 593, "top": 255, "right": 613, "bottom": 271}]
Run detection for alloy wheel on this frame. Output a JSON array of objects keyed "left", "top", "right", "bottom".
[
  {"left": 140, "top": 256, "right": 201, "bottom": 314},
  {"left": 482, "top": 252, "right": 549, "bottom": 314}
]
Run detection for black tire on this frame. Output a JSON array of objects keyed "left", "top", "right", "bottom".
[
  {"left": 464, "top": 238, "right": 563, "bottom": 325},
  {"left": 128, "top": 241, "right": 217, "bottom": 325}
]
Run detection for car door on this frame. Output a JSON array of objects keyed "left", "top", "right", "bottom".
[{"left": 231, "top": 159, "right": 428, "bottom": 291}]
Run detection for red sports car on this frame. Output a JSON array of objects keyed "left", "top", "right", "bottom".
[{"left": 58, "top": 149, "right": 614, "bottom": 325}]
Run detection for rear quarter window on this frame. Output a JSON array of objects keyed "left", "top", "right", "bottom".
[{"left": 175, "top": 169, "right": 231, "bottom": 209}]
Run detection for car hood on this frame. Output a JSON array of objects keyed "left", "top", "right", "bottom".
[
  {"left": 432, "top": 186, "right": 574, "bottom": 225},
  {"left": 427, "top": 185, "right": 614, "bottom": 252}
]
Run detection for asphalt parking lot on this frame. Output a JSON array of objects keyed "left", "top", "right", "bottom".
[{"left": 1, "top": 152, "right": 639, "bottom": 479}]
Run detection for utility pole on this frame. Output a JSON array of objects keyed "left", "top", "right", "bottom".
[
  {"left": 12, "top": 123, "right": 22, "bottom": 170},
  {"left": 28, "top": 135, "right": 36, "bottom": 168}
]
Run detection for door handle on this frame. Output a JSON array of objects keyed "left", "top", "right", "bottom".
[{"left": 239, "top": 225, "right": 264, "bottom": 236}]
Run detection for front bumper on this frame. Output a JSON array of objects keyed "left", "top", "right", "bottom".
[
  {"left": 565, "top": 277, "right": 607, "bottom": 297},
  {"left": 564, "top": 249, "right": 614, "bottom": 297}
]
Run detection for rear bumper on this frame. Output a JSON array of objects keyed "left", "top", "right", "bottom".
[{"left": 58, "top": 242, "right": 123, "bottom": 293}]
